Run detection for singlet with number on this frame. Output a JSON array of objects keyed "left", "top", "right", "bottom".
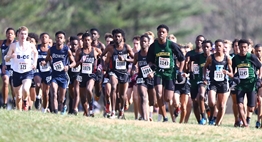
[
  {"left": 80, "top": 48, "right": 96, "bottom": 75},
  {"left": 195, "top": 53, "right": 209, "bottom": 81},
  {"left": 37, "top": 44, "right": 51, "bottom": 73},
  {"left": 1, "top": 40, "right": 16, "bottom": 66},
  {"left": 50, "top": 45, "right": 68, "bottom": 75},
  {"left": 234, "top": 53, "right": 256, "bottom": 80},
  {"left": 137, "top": 50, "right": 153, "bottom": 79},
  {"left": 111, "top": 44, "right": 128, "bottom": 72},
  {"left": 12, "top": 42, "right": 33, "bottom": 73},
  {"left": 209, "top": 54, "right": 228, "bottom": 82},
  {"left": 68, "top": 50, "right": 81, "bottom": 77}
]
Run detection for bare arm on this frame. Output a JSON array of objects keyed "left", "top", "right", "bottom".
[
  {"left": 224, "top": 55, "right": 233, "bottom": 78},
  {"left": 203, "top": 56, "right": 212, "bottom": 80},
  {"left": 67, "top": 49, "right": 76, "bottom": 68},
  {"left": 74, "top": 48, "right": 82, "bottom": 67},
  {"left": 31, "top": 43, "right": 38, "bottom": 68},
  {"left": 5, "top": 43, "right": 15, "bottom": 62},
  {"left": 125, "top": 44, "right": 134, "bottom": 63}
]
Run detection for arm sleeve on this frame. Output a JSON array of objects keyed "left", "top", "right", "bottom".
[
  {"left": 146, "top": 44, "right": 155, "bottom": 64},
  {"left": 171, "top": 42, "right": 185, "bottom": 62},
  {"left": 251, "top": 54, "right": 262, "bottom": 69}
]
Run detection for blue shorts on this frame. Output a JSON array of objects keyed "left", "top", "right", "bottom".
[
  {"left": 13, "top": 70, "right": 34, "bottom": 87},
  {"left": 51, "top": 74, "right": 69, "bottom": 89},
  {"left": 35, "top": 72, "right": 52, "bottom": 85},
  {"left": 78, "top": 74, "right": 96, "bottom": 88}
]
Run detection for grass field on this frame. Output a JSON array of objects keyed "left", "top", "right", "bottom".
[{"left": 0, "top": 110, "right": 262, "bottom": 142}]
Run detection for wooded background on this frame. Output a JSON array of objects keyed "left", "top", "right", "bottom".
[{"left": 0, "top": 0, "right": 262, "bottom": 45}]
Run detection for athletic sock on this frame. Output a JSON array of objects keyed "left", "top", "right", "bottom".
[
  {"left": 246, "top": 117, "right": 251, "bottom": 124},
  {"left": 201, "top": 113, "right": 206, "bottom": 119},
  {"left": 54, "top": 109, "right": 58, "bottom": 114}
]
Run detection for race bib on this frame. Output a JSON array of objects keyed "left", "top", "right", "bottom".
[
  {"left": 193, "top": 64, "right": 199, "bottom": 74},
  {"left": 159, "top": 57, "right": 170, "bottom": 69},
  {"left": 9, "top": 70, "right": 13, "bottom": 77},
  {"left": 71, "top": 65, "right": 81, "bottom": 73},
  {"left": 141, "top": 65, "right": 153, "bottom": 78},
  {"left": 115, "top": 59, "right": 126, "bottom": 70},
  {"left": 19, "top": 62, "right": 29, "bottom": 71},
  {"left": 39, "top": 62, "right": 51, "bottom": 72},
  {"left": 175, "top": 77, "right": 186, "bottom": 84},
  {"left": 53, "top": 61, "right": 64, "bottom": 71},
  {"left": 81, "top": 63, "right": 92, "bottom": 74},
  {"left": 103, "top": 78, "right": 109, "bottom": 84},
  {"left": 238, "top": 68, "right": 249, "bottom": 79},
  {"left": 45, "top": 76, "right": 52, "bottom": 83},
  {"left": 76, "top": 75, "right": 82, "bottom": 82},
  {"left": 206, "top": 69, "right": 210, "bottom": 80},
  {"left": 214, "top": 71, "right": 224, "bottom": 81},
  {"left": 136, "top": 78, "right": 144, "bottom": 84}
]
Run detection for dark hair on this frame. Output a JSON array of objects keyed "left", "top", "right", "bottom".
[
  {"left": 90, "top": 28, "right": 99, "bottom": 34},
  {"left": 55, "top": 31, "right": 66, "bottom": 37},
  {"left": 157, "top": 24, "right": 169, "bottom": 32},
  {"left": 77, "top": 32, "right": 83, "bottom": 36},
  {"left": 112, "top": 28, "right": 125, "bottom": 39},
  {"left": 40, "top": 32, "right": 49, "bottom": 39},
  {"left": 254, "top": 44, "right": 262, "bottom": 49},
  {"left": 70, "top": 36, "right": 79, "bottom": 42},
  {"left": 215, "top": 39, "right": 224, "bottom": 45},
  {"left": 140, "top": 34, "right": 150, "bottom": 41},
  {"left": 28, "top": 33, "right": 39, "bottom": 43},
  {"left": 238, "top": 39, "right": 250, "bottom": 46},
  {"left": 196, "top": 35, "right": 205, "bottom": 40},
  {"left": 232, "top": 39, "right": 239, "bottom": 47},
  {"left": 15, "top": 29, "right": 20, "bottom": 37},
  {"left": 82, "top": 32, "right": 91, "bottom": 40},
  {"left": 104, "top": 33, "right": 113, "bottom": 40},
  {"left": 133, "top": 35, "right": 140, "bottom": 41},
  {"left": 6, "top": 27, "right": 15, "bottom": 34},
  {"left": 202, "top": 40, "right": 213, "bottom": 47}
]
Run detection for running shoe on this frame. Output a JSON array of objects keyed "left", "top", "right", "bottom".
[
  {"left": 61, "top": 105, "right": 67, "bottom": 115},
  {"left": 94, "top": 95, "right": 100, "bottom": 101},
  {"left": 200, "top": 118, "right": 207, "bottom": 125},
  {"left": 22, "top": 100, "right": 28, "bottom": 111},
  {"left": 256, "top": 121, "right": 261, "bottom": 128},
  {"left": 163, "top": 117, "right": 168, "bottom": 122},
  {"left": 34, "top": 98, "right": 41, "bottom": 110}
]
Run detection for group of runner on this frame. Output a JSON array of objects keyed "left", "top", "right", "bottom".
[{"left": 0, "top": 24, "right": 262, "bottom": 128}]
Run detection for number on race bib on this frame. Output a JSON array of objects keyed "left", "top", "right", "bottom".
[
  {"left": 19, "top": 63, "right": 27, "bottom": 70},
  {"left": 115, "top": 59, "right": 126, "bottom": 70},
  {"left": 103, "top": 78, "right": 109, "bottom": 84},
  {"left": 159, "top": 57, "right": 170, "bottom": 69},
  {"left": 238, "top": 68, "right": 249, "bottom": 79},
  {"left": 40, "top": 62, "right": 51, "bottom": 72},
  {"left": 141, "top": 65, "right": 153, "bottom": 78},
  {"left": 214, "top": 71, "right": 224, "bottom": 81},
  {"left": 53, "top": 61, "right": 64, "bottom": 71},
  {"left": 193, "top": 64, "right": 199, "bottom": 74},
  {"left": 136, "top": 78, "right": 144, "bottom": 84},
  {"left": 71, "top": 65, "right": 81, "bottom": 73},
  {"left": 82, "top": 63, "right": 92, "bottom": 74},
  {"left": 46, "top": 76, "right": 52, "bottom": 83}
]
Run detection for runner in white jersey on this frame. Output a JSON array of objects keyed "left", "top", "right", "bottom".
[{"left": 5, "top": 26, "right": 38, "bottom": 111}]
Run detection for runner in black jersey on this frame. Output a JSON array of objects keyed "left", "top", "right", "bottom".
[
  {"left": 204, "top": 39, "right": 233, "bottom": 126},
  {"left": 105, "top": 29, "right": 134, "bottom": 119},
  {"left": 0, "top": 28, "right": 16, "bottom": 109},
  {"left": 90, "top": 28, "right": 106, "bottom": 102},
  {"left": 68, "top": 36, "right": 80, "bottom": 115}
]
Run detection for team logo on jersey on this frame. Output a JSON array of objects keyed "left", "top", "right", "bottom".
[{"left": 17, "top": 55, "right": 30, "bottom": 59}]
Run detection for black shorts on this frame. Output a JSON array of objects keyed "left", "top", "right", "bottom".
[
  {"left": 95, "top": 71, "right": 103, "bottom": 82},
  {"left": 154, "top": 75, "right": 174, "bottom": 91},
  {"left": 175, "top": 82, "right": 190, "bottom": 95},
  {"left": 13, "top": 70, "right": 34, "bottom": 87},
  {"left": 109, "top": 70, "right": 129, "bottom": 84},
  {"left": 78, "top": 74, "right": 96, "bottom": 88},
  {"left": 136, "top": 77, "right": 154, "bottom": 89},
  {"left": 236, "top": 90, "right": 256, "bottom": 107},
  {"left": 190, "top": 85, "right": 198, "bottom": 100},
  {"left": 210, "top": 81, "right": 229, "bottom": 93}
]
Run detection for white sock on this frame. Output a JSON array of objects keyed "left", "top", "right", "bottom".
[{"left": 158, "top": 114, "right": 163, "bottom": 122}]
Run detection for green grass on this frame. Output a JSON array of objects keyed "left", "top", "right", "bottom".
[{"left": 0, "top": 110, "right": 262, "bottom": 142}]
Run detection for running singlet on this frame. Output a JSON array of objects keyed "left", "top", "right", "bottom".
[
  {"left": 209, "top": 54, "right": 228, "bottom": 82},
  {"left": 37, "top": 45, "right": 51, "bottom": 73},
  {"left": 1, "top": 40, "right": 15, "bottom": 66},
  {"left": 50, "top": 45, "right": 68, "bottom": 74},
  {"left": 111, "top": 44, "right": 128, "bottom": 72},
  {"left": 194, "top": 53, "right": 209, "bottom": 81},
  {"left": 80, "top": 48, "right": 96, "bottom": 74},
  {"left": 12, "top": 42, "right": 33, "bottom": 73},
  {"left": 234, "top": 53, "right": 256, "bottom": 80},
  {"left": 137, "top": 50, "right": 153, "bottom": 79}
]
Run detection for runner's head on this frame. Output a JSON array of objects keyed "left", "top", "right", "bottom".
[
  {"left": 254, "top": 44, "right": 262, "bottom": 59},
  {"left": 140, "top": 34, "right": 150, "bottom": 50},
  {"left": 214, "top": 39, "right": 224, "bottom": 54},
  {"left": 185, "top": 42, "right": 193, "bottom": 52},
  {"left": 232, "top": 39, "right": 239, "bottom": 54},
  {"left": 248, "top": 39, "right": 254, "bottom": 53},
  {"left": 77, "top": 32, "right": 84, "bottom": 48},
  {"left": 70, "top": 36, "right": 80, "bottom": 52},
  {"left": 238, "top": 39, "right": 250, "bottom": 56},
  {"left": 55, "top": 31, "right": 66, "bottom": 46},
  {"left": 5, "top": 27, "right": 15, "bottom": 41},
  {"left": 49, "top": 38, "right": 53, "bottom": 47},
  {"left": 18, "top": 26, "right": 29, "bottom": 42},
  {"left": 27, "top": 33, "right": 39, "bottom": 46},
  {"left": 157, "top": 24, "right": 169, "bottom": 43},
  {"left": 144, "top": 31, "right": 155, "bottom": 45},
  {"left": 195, "top": 35, "right": 205, "bottom": 49},
  {"left": 223, "top": 39, "right": 232, "bottom": 55},
  {"left": 104, "top": 33, "right": 113, "bottom": 46},
  {"left": 40, "top": 33, "right": 50, "bottom": 45},
  {"left": 82, "top": 32, "right": 92, "bottom": 48},
  {"left": 168, "top": 34, "right": 177, "bottom": 43},
  {"left": 90, "top": 28, "right": 100, "bottom": 41},
  {"left": 202, "top": 40, "right": 213, "bottom": 55},
  {"left": 112, "top": 28, "right": 125, "bottom": 45},
  {"left": 133, "top": 35, "right": 141, "bottom": 52}
]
